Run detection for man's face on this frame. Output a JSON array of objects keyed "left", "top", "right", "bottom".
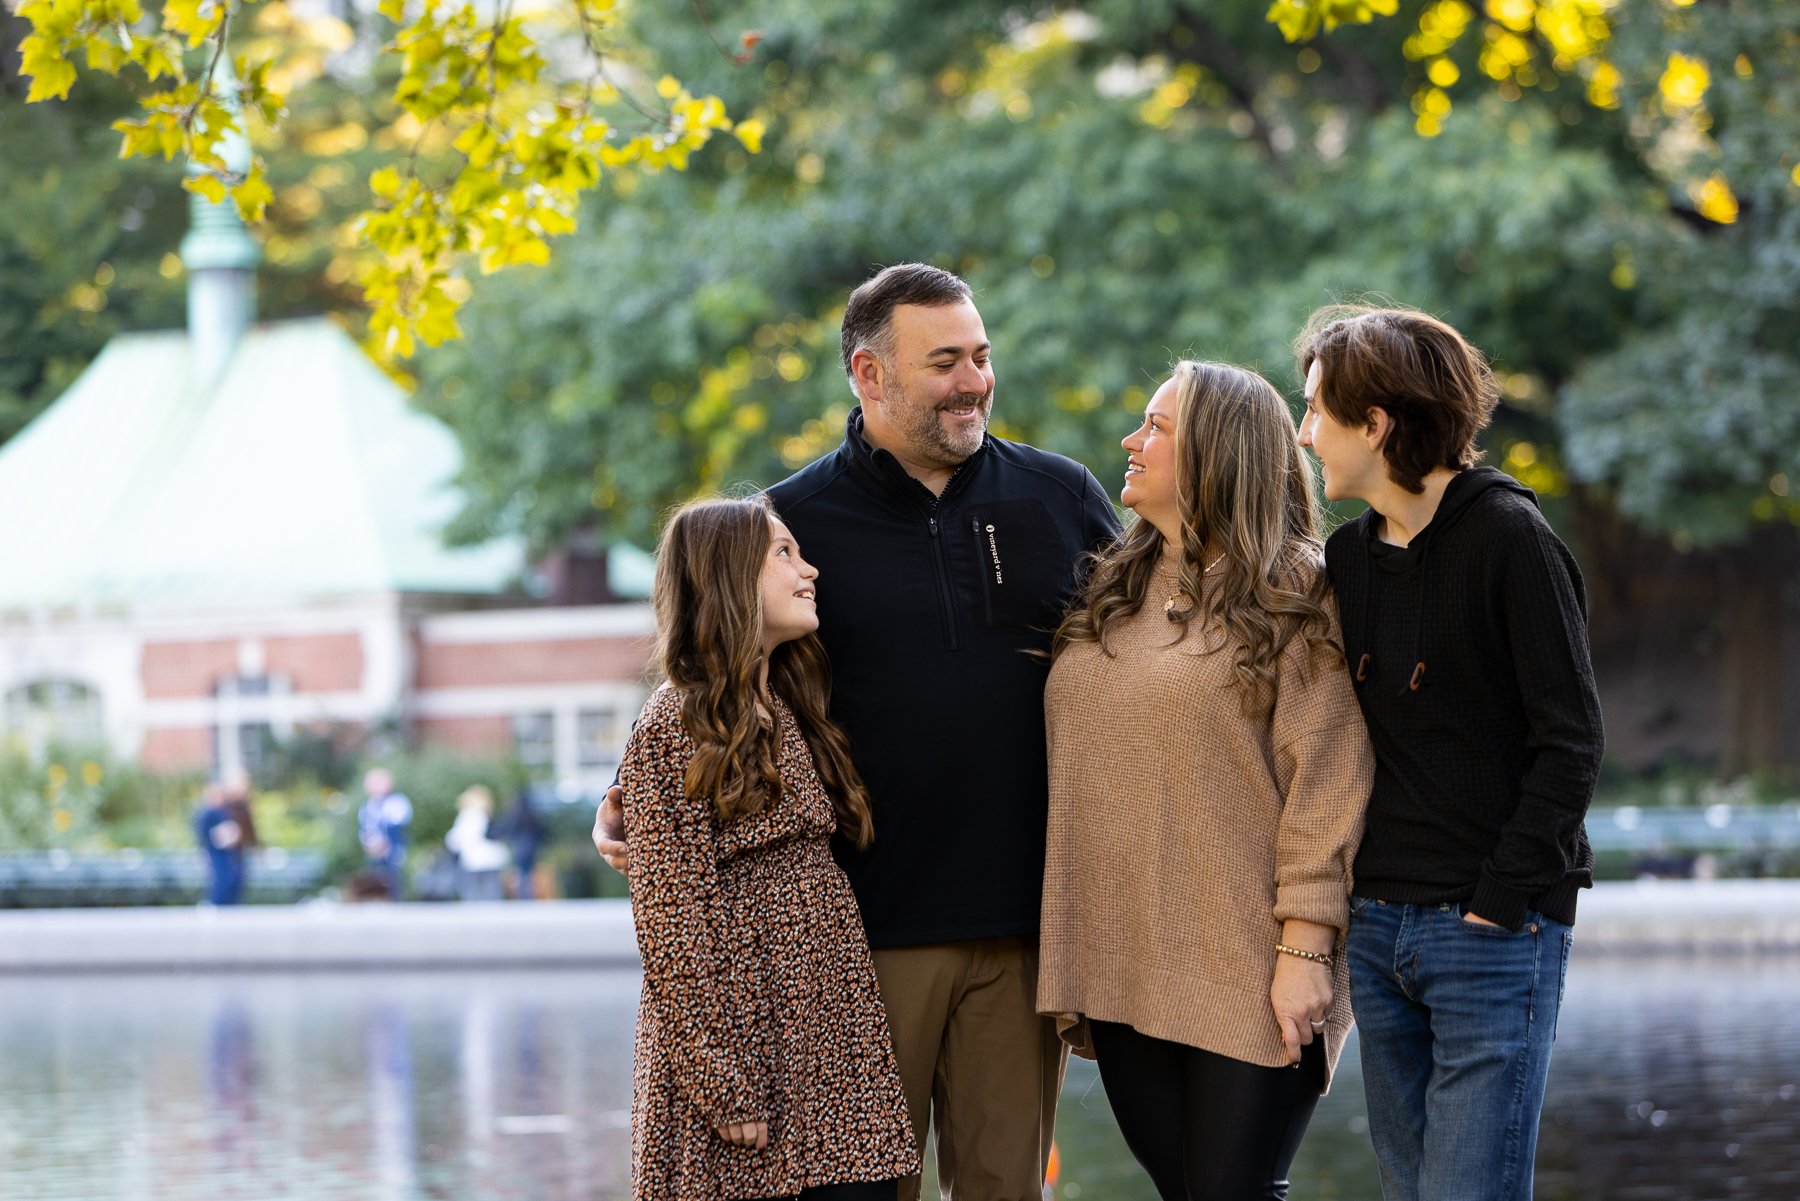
[{"left": 859, "top": 300, "right": 994, "bottom": 469}]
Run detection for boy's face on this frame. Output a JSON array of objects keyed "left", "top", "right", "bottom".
[{"left": 1298, "top": 359, "right": 1381, "bottom": 504}]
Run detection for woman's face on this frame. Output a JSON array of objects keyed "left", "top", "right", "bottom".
[
  {"left": 758, "top": 515, "right": 820, "bottom": 653},
  {"left": 1121, "top": 375, "right": 1182, "bottom": 541}
]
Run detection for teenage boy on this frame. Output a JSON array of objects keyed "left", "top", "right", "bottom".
[{"left": 1295, "top": 305, "right": 1604, "bottom": 1201}]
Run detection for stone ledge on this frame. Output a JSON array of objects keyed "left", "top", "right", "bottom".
[
  {"left": 2, "top": 880, "right": 1798, "bottom": 971},
  {"left": 0, "top": 898, "right": 639, "bottom": 971}
]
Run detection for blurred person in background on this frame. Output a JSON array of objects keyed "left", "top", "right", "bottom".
[
  {"left": 445, "top": 784, "right": 510, "bottom": 901},
  {"left": 194, "top": 770, "right": 258, "bottom": 906},
  {"left": 493, "top": 787, "right": 546, "bottom": 899},
  {"left": 358, "top": 767, "right": 412, "bottom": 901}
]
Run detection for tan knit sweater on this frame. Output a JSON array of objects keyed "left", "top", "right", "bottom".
[{"left": 1036, "top": 552, "right": 1373, "bottom": 1086}]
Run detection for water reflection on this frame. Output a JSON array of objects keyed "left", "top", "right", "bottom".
[
  {"left": 1047, "top": 955, "right": 1800, "bottom": 1201},
  {"left": 0, "top": 954, "right": 1794, "bottom": 1200},
  {"left": 0, "top": 971, "right": 638, "bottom": 1201}
]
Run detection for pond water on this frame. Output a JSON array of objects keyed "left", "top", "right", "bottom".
[{"left": 2, "top": 954, "right": 1795, "bottom": 1200}]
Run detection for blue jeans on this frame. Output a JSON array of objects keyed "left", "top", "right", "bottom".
[{"left": 1346, "top": 898, "right": 1573, "bottom": 1201}]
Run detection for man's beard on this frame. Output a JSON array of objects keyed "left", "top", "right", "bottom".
[{"left": 876, "top": 374, "right": 991, "bottom": 468}]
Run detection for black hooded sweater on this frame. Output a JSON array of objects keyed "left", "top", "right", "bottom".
[{"left": 1325, "top": 467, "right": 1605, "bottom": 930}]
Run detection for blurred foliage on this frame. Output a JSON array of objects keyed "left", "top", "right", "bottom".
[
  {"left": 5, "top": 0, "right": 1798, "bottom": 769},
  {"left": 0, "top": 730, "right": 569, "bottom": 898},
  {"left": 1286, "top": 2, "right": 1800, "bottom": 548},
  {"left": 0, "top": 26, "right": 185, "bottom": 445},
  {"left": 0, "top": 12, "right": 391, "bottom": 442},
  {"left": 13, "top": 0, "right": 757, "bottom": 365},
  {"left": 0, "top": 739, "right": 199, "bottom": 851},
  {"left": 407, "top": 4, "right": 1563, "bottom": 548}
]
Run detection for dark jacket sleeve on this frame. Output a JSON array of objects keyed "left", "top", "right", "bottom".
[
  {"left": 621, "top": 706, "right": 763, "bottom": 1125},
  {"left": 1078, "top": 466, "right": 1123, "bottom": 551},
  {"left": 1470, "top": 523, "right": 1605, "bottom": 929}
]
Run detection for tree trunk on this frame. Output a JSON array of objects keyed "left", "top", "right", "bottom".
[{"left": 1719, "top": 526, "right": 1800, "bottom": 779}]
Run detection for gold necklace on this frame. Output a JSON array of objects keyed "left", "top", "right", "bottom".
[{"left": 1164, "top": 552, "right": 1225, "bottom": 617}]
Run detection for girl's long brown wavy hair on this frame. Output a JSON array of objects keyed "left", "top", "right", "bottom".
[
  {"left": 1050, "top": 360, "right": 1341, "bottom": 714},
  {"left": 651, "top": 495, "right": 874, "bottom": 848}
]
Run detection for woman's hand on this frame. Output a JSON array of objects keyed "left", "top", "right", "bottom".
[
  {"left": 1271, "top": 955, "right": 1333, "bottom": 1064},
  {"left": 1271, "top": 918, "right": 1337, "bottom": 1064},
  {"left": 716, "top": 1120, "right": 770, "bottom": 1149}
]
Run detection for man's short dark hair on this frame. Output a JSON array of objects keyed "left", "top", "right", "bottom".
[
  {"left": 839, "top": 263, "right": 973, "bottom": 388},
  {"left": 1295, "top": 304, "right": 1499, "bottom": 494}
]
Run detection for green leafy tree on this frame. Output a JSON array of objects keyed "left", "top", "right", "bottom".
[
  {"left": 426, "top": 0, "right": 1798, "bottom": 776},
  {"left": 424, "top": 1, "right": 1650, "bottom": 543},
  {"left": 1551, "top": 2, "right": 1800, "bottom": 774}
]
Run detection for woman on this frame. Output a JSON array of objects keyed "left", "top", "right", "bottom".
[
  {"left": 620, "top": 496, "right": 916, "bottom": 1201},
  {"left": 1037, "top": 361, "right": 1374, "bottom": 1201}
]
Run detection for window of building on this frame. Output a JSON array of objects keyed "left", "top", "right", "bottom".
[
  {"left": 2, "top": 679, "right": 104, "bottom": 754},
  {"left": 212, "top": 674, "right": 291, "bottom": 779},
  {"left": 511, "top": 712, "right": 556, "bottom": 773},
  {"left": 577, "top": 706, "right": 627, "bottom": 776}
]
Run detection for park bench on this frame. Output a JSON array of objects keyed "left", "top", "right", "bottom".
[
  {"left": 0, "top": 848, "right": 327, "bottom": 908},
  {"left": 1585, "top": 802, "right": 1800, "bottom": 878}
]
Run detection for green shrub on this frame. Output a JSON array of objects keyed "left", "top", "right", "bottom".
[{"left": 0, "top": 738, "right": 200, "bottom": 852}]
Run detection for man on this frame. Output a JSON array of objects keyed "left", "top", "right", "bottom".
[
  {"left": 358, "top": 767, "right": 413, "bottom": 901},
  {"left": 1295, "top": 305, "right": 1605, "bottom": 1201},
  {"left": 598, "top": 263, "right": 1118, "bottom": 1200}
]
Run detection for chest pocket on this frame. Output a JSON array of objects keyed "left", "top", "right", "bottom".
[{"left": 963, "top": 499, "right": 1072, "bottom": 632}]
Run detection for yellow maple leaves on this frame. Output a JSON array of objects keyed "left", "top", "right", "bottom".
[
  {"left": 17, "top": 0, "right": 768, "bottom": 366},
  {"left": 1267, "top": 0, "right": 1400, "bottom": 43},
  {"left": 1658, "top": 52, "right": 1709, "bottom": 111},
  {"left": 348, "top": 1, "right": 762, "bottom": 362},
  {"left": 1268, "top": 0, "right": 1764, "bottom": 226}
]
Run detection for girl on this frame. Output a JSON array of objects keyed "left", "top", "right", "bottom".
[
  {"left": 1037, "top": 361, "right": 1373, "bottom": 1201},
  {"left": 621, "top": 496, "right": 916, "bottom": 1201}
]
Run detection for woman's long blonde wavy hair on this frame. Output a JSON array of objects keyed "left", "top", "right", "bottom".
[
  {"left": 651, "top": 496, "right": 874, "bottom": 848},
  {"left": 1050, "top": 360, "right": 1341, "bottom": 713}
]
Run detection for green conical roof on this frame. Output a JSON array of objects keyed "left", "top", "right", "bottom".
[{"left": 0, "top": 319, "right": 524, "bottom": 609}]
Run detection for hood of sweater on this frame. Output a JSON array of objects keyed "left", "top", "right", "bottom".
[{"left": 1350, "top": 466, "right": 1537, "bottom": 696}]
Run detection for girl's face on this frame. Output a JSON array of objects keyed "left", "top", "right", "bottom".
[
  {"left": 758, "top": 515, "right": 820, "bottom": 654},
  {"left": 1121, "top": 375, "right": 1182, "bottom": 542}
]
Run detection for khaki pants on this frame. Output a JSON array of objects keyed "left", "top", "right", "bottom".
[{"left": 872, "top": 937, "right": 1067, "bottom": 1201}]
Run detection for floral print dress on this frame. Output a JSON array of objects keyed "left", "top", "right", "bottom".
[{"left": 621, "top": 686, "right": 917, "bottom": 1201}]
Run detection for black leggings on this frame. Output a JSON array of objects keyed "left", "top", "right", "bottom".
[
  {"left": 738, "top": 1180, "right": 898, "bottom": 1201},
  {"left": 1090, "top": 1019, "right": 1326, "bottom": 1201}
]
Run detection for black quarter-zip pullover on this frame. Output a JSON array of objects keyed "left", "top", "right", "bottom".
[{"left": 768, "top": 409, "right": 1119, "bottom": 947}]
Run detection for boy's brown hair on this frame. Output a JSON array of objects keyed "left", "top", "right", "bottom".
[{"left": 1295, "top": 305, "right": 1499, "bottom": 493}]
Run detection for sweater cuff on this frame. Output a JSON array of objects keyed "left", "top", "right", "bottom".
[
  {"left": 1470, "top": 871, "right": 1531, "bottom": 932},
  {"left": 1273, "top": 881, "right": 1350, "bottom": 935}
]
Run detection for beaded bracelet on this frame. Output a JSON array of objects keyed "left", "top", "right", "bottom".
[{"left": 1274, "top": 943, "right": 1335, "bottom": 970}]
